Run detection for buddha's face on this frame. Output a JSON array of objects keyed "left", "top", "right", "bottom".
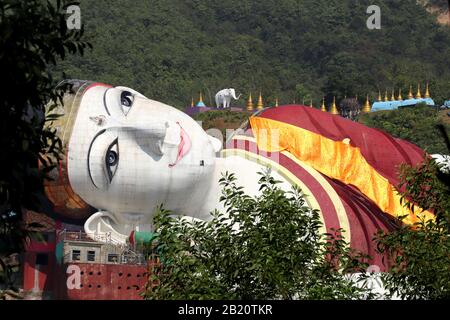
[{"left": 66, "top": 83, "right": 220, "bottom": 228}]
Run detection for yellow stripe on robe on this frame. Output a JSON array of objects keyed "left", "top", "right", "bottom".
[{"left": 249, "top": 116, "right": 434, "bottom": 225}]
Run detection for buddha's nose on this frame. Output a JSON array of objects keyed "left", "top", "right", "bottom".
[{"left": 132, "top": 122, "right": 168, "bottom": 156}]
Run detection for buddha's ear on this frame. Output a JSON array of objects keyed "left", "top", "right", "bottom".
[
  {"left": 84, "top": 211, "right": 128, "bottom": 244},
  {"left": 208, "top": 135, "right": 222, "bottom": 153}
]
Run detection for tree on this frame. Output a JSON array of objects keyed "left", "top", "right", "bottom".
[
  {"left": 0, "top": 0, "right": 90, "bottom": 292},
  {"left": 144, "top": 170, "right": 371, "bottom": 300},
  {"left": 374, "top": 127, "right": 450, "bottom": 300},
  {"left": 51, "top": 0, "right": 450, "bottom": 109}
]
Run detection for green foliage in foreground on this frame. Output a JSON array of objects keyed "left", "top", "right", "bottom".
[
  {"left": 374, "top": 156, "right": 450, "bottom": 300},
  {"left": 359, "top": 105, "right": 450, "bottom": 154},
  {"left": 144, "top": 171, "right": 371, "bottom": 300},
  {"left": 0, "top": 0, "right": 89, "bottom": 289},
  {"left": 375, "top": 217, "right": 450, "bottom": 300}
]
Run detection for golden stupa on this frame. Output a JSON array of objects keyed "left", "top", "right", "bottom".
[
  {"left": 321, "top": 97, "right": 327, "bottom": 112},
  {"left": 247, "top": 93, "right": 254, "bottom": 111},
  {"left": 425, "top": 82, "right": 431, "bottom": 98},
  {"left": 416, "top": 83, "right": 422, "bottom": 99},
  {"left": 257, "top": 92, "right": 264, "bottom": 110},
  {"left": 408, "top": 85, "right": 414, "bottom": 99},
  {"left": 330, "top": 96, "right": 339, "bottom": 115},
  {"left": 362, "top": 95, "right": 371, "bottom": 113}
]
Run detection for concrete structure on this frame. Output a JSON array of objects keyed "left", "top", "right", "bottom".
[
  {"left": 56, "top": 230, "right": 148, "bottom": 300},
  {"left": 22, "top": 211, "right": 58, "bottom": 298},
  {"left": 22, "top": 220, "right": 150, "bottom": 300},
  {"left": 54, "top": 262, "right": 148, "bottom": 300}
]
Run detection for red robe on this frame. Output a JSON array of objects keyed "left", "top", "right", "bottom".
[{"left": 224, "top": 105, "right": 431, "bottom": 270}]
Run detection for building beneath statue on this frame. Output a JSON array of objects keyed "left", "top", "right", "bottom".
[{"left": 21, "top": 210, "right": 155, "bottom": 300}]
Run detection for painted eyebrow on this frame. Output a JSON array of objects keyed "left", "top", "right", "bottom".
[
  {"left": 102, "top": 88, "right": 112, "bottom": 116},
  {"left": 87, "top": 129, "right": 106, "bottom": 189}
]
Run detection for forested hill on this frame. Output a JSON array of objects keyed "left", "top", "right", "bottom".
[{"left": 55, "top": 0, "right": 450, "bottom": 109}]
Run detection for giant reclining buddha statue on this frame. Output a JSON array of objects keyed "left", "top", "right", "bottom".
[{"left": 45, "top": 80, "right": 434, "bottom": 270}]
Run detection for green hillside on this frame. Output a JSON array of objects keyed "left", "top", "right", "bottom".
[
  {"left": 359, "top": 105, "right": 450, "bottom": 154},
  {"left": 54, "top": 0, "right": 450, "bottom": 108}
]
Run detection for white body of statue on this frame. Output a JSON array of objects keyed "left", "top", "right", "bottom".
[
  {"left": 214, "top": 88, "right": 241, "bottom": 108},
  {"left": 60, "top": 82, "right": 393, "bottom": 298},
  {"left": 65, "top": 84, "right": 290, "bottom": 244}
]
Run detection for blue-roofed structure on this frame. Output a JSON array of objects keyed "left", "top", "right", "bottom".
[
  {"left": 371, "top": 84, "right": 435, "bottom": 112},
  {"left": 196, "top": 100, "right": 206, "bottom": 107},
  {"left": 372, "top": 97, "right": 435, "bottom": 112}
]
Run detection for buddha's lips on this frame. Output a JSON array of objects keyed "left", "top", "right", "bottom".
[{"left": 169, "top": 122, "right": 191, "bottom": 167}]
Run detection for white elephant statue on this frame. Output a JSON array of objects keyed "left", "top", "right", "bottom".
[{"left": 215, "top": 88, "right": 241, "bottom": 108}]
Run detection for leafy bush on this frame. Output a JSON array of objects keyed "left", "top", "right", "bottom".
[
  {"left": 375, "top": 217, "right": 450, "bottom": 300},
  {"left": 144, "top": 170, "right": 370, "bottom": 300},
  {"left": 0, "top": 0, "right": 89, "bottom": 289},
  {"left": 375, "top": 156, "right": 450, "bottom": 299}
]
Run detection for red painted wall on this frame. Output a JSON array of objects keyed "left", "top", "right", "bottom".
[
  {"left": 23, "top": 234, "right": 57, "bottom": 293},
  {"left": 23, "top": 252, "right": 56, "bottom": 292},
  {"left": 23, "top": 231, "right": 152, "bottom": 300},
  {"left": 56, "top": 263, "right": 148, "bottom": 300}
]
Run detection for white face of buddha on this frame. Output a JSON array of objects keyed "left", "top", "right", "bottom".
[{"left": 66, "top": 83, "right": 221, "bottom": 234}]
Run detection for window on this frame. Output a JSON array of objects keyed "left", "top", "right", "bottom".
[
  {"left": 72, "top": 250, "right": 81, "bottom": 261},
  {"left": 107, "top": 254, "right": 119, "bottom": 263},
  {"left": 36, "top": 253, "right": 48, "bottom": 266},
  {"left": 87, "top": 250, "right": 96, "bottom": 262}
]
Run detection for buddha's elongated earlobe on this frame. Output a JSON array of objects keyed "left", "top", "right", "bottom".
[{"left": 84, "top": 211, "right": 128, "bottom": 244}]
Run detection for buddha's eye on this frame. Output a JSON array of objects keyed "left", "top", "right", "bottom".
[
  {"left": 105, "top": 139, "right": 119, "bottom": 182},
  {"left": 107, "top": 150, "right": 118, "bottom": 166},
  {"left": 120, "top": 91, "right": 134, "bottom": 115}
]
